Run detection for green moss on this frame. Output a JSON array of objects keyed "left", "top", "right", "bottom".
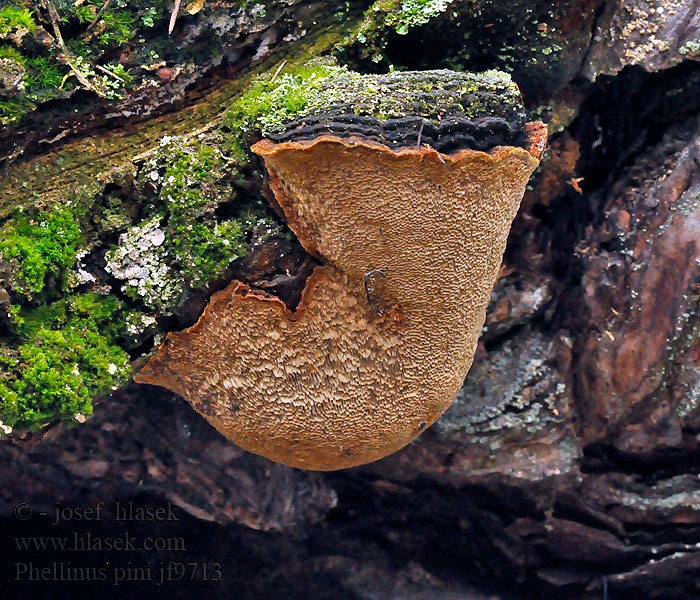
[
  {"left": 387, "top": 0, "right": 454, "bottom": 35},
  {"left": 99, "top": 9, "right": 138, "bottom": 47},
  {"left": 0, "top": 95, "right": 31, "bottom": 123},
  {"left": 679, "top": 39, "right": 700, "bottom": 56},
  {"left": 70, "top": 1, "right": 156, "bottom": 48},
  {"left": 0, "top": 293, "right": 131, "bottom": 431},
  {"left": 0, "top": 41, "right": 72, "bottom": 124},
  {"left": 25, "top": 55, "right": 67, "bottom": 91},
  {"left": 156, "top": 141, "right": 248, "bottom": 287},
  {"left": 225, "top": 62, "right": 350, "bottom": 137},
  {"left": 0, "top": 44, "right": 24, "bottom": 62},
  {"left": 0, "top": 204, "right": 83, "bottom": 299},
  {"left": 336, "top": 0, "right": 444, "bottom": 63},
  {"left": 0, "top": 4, "right": 37, "bottom": 36},
  {"left": 0, "top": 187, "right": 142, "bottom": 432}
]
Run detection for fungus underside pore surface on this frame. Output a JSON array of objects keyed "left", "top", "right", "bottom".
[{"left": 135, "top": 65, "right": 545, "bottom": 470}]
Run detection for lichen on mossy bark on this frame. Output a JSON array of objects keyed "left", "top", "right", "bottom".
[{"left": 103, "top": 135, "right": 258, "bottom": 315}]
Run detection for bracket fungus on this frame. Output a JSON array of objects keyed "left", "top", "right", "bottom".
[{"left": 135, "top": 69, "right": 547, "bottom": 470}]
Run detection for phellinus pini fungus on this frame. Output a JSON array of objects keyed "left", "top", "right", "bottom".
[{"left": 135, "top": 68, "right": 547, "bottom": 470}]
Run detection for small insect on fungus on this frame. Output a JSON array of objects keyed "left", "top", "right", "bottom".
[{"left": 363, "top": 268, "right": 388, "bottom": 314}]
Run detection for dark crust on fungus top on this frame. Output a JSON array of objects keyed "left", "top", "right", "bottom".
[
  {"left": 268, "top": 114, "right": 526, "bottom": 155},
  {"left": 266, "top": 69, "right": 528, "bottom": 153}
]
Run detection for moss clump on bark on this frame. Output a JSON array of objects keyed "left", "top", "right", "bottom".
[
  {"left": 0, "top": 293, "right": 131, "bottom": 432},
  {"left": 223, "top": 62, "right": 352, "bottom": 144},
  {"left": 0, "top": 4, "right": 36, "bottom": 35},
  {"left": 0, "top": 204, "right": 83, "bottom": 299},
  {"left": 0, "top": 198, "right": 130, "bottom": 432}
]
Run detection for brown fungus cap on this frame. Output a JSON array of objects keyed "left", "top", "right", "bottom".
[{"left": 135, "top": 125, "right": 546, "bottom": 470}]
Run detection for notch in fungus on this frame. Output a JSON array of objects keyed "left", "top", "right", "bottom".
[{"left": 134, "top": 69, "right": 547, "bottom": 471}]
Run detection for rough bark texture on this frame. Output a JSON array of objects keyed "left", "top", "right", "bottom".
[{"left": 2, "top": 1, "right": 700, "bottom": 599}]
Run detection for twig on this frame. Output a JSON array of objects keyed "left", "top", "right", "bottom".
[
  {"left": 95, "top": 63, "right": 125, "bottom": 83},
  {"left": 168, "top": 0, "right": 182, "bottom": 35},
  {"left": 84, "top": 0, "right": 111, "bottom": 36},
  {"left": 59, "top": 71, "right": 74, "bottom": 89},
  {"left": 416, "top": 119, "right": 425, "bottom": 148},
  {"left": 41, "top": 0, "right": 105, "bottom": 97},
  {"left": 269, "top": 60, "right": 287, "bottom": 84},
  {"left": 41, "top": 0, "right": 68, "bottom": 48}
]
